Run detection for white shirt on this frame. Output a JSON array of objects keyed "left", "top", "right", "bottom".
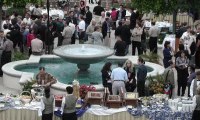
[
  {"left": 31, "top": 38, "right": 43, "bottom": 53},
  {"left": 78, "top": 20, "right": 85, "bottom": 32},
  {"left": 111, "top": 67, "right": 128, "bottom": 81},
  {"left": 190, "top": 80, "right": 200, "bottom": 97},
  {"left": 149, "top": 25, "right": 160, "bottom": 37},
  {"left": 3, "top": 29, "right": 10, "bottom": 35},
  {"left": 23, "top": 18, "right": 32, "bottom": 25},
  {"left": 185, "top": 35, "right": 196, "bottom": 54},
  {"left": 180, "top": 31, "right": 190, "bottom": 44}
]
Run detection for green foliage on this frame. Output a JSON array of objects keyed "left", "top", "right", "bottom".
[
  {"left": 12, "top": 51, "right": 29, "bottom": 61},
  {"left": 3, "top": 0, "right": 42, "bottom": 7},
  {"left": 139, "top": 52, "right": 160, "bottom": 64},
  {"left": 7, "top": 7, "right": 25, "bottom": 16},
  {"left": 131, "top": 0, "right": 199, "bottom": 15},
  {"left": 22, "top": 79, "right": 37, "bottom": 93}
]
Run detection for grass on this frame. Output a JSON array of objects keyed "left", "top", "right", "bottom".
[{"left": 12, "top": 51, "right": 29, "bottom": 61}]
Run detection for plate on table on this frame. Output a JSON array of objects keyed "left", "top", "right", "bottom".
[
  {"left": 182, "top": 100, "right": 193, "bottom": 104},
  {"left": 0, "top": 103, "right": 5, "bottom": 108},
  {"left": 181, "top": 97, "right": 189, "bottom": 100}
]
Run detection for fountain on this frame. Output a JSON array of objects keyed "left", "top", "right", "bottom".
[
  {"left": 53, "top": 44, "right": 114, "bottom": 71},
  {"left": 2, "top": 45, "right": 165, "bottom": 94}
]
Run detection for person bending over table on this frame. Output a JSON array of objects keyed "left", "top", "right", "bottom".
[{"left": 36, "top": 66, "right": 57, "bottom": 87}]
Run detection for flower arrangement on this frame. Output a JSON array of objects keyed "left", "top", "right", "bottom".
[
  {"left": 148, "top": 74, "right": 165, "bottom": 94},
  {"left": 79, "top": 85, "right": 96, "bottom": 99},
  {"left": 23, "top": 79, "right": 37, "bottom": 95}
]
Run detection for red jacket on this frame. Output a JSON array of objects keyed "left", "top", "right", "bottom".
[{"left": 27, "top": 34, "right": 36, "bottom": 47}]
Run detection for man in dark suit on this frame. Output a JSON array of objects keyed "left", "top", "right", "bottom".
[
  {"left": 67, "top": 11, "right": 78, "bottom": 26},
  {"left": 120, "top": 21, "right": 131, "bottom": 54},
  {"left": 85, "top": 6, "right": 92, "bottom": 27},
  {"left": 85, "top": 6, "right": 93, "bottom": 41},
  {"left": 93, "top": 1, "right": 104, "bottom": 16},
  {"left": 116, "top": 5, "right": 126, "bottom": 21},
  {"left": 137, "top": 57, "right": 147, "bottom": 97},
  {"left": 102, "top": 18, "right": 111, "bottom": 46},
  {"left": 130, "top": 8, "right": 137, "bottom": 29}
]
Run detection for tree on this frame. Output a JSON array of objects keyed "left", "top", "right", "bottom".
[
  {"left": 3, "top": 0, "right": 42, "bottom": 7},
  {"left": 131, "top": 0, "right": 200, "bottom": 33}
]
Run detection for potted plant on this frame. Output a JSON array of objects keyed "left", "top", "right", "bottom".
[{"left": 148, "top": 74, "right": 165, "bottom": 95}]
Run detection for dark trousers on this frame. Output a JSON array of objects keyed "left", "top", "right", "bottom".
[
  {"left": 132, "top": 41, "right": 142, "bottom": 55},
  {"left": 192, "top": 110, "right": 200, "bottom": 120},
  {"left": 195, "top": 48, "right": 200, "bottom": 68},
  {"left": 104, "top": 83, "right": 113, "bottom": 95},
  {"left": 71, "top": 32, "right": 76, "bottom": 44},
  {"left": 137, "top": 81, "right": 145, "bottom": 97},
  {"left": 126, "top": 82, "right": 136, "bottom": 92},
  {"left": 79, "top": 31, "right": 85, "bottom": 44},
  {"left": 57, "top": 32, "right": 63, "bottom": 46},
  {"left": 177, "top": 68, "right": 188, "bottom": 96},
  {"left": 0, "top": 51, "right": 11, "bottom": 75},
  {"left": 42, "top": 113, "right": 53, "bottom": 120},
  {"left": 187, "top": 83, "right": 191, "bottom": 97},
  {"left": 149, "top": 37, "right": 157, "bottom": 53},
  {"left": 63, "top": 112, "right": 77, "bottom": 120}
]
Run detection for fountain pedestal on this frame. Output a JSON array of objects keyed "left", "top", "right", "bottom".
[{"left": 77, "top": 64, "right": 90, "bottom": 71}]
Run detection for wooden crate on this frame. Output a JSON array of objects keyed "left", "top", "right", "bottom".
[
  {"left": 106, "top": 95, "right": 123, "bottom": 108},
  {"left": 85, "top": 91, "right": 104, "bottom": 105},
  {"left": 124, "top": 92, "right": 138, "bottom": 107}
]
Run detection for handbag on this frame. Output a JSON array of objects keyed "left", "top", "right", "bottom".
[{"left": 164, "top": 70, "right": 172, "bottom": 95}]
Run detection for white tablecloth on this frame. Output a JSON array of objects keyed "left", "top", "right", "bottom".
[
  {"left": 0, "top": 108, "right": 147, "bottom": 120},
  {"left": 87, "top": 105, "right": 127, "bottom": 115}
]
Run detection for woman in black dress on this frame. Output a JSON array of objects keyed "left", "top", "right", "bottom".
[
  {"left": 101, "top": 62, "right": 112, "bottom": 94},
  {"left": 123, "top": 60, "right": 136, "bottom": 92},
  {"left": 80, "top": 0, "right": 86, "bottom": 15}
]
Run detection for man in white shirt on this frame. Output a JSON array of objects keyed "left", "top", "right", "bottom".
[
  {"left": 148, "top": 22, "right": 160, "bottom": 53},
  {"left": 111, "top": 62, "right": 128, "bottom": 95},
  {"left": 78, "top": 15, "right": 86, "bottom": 43},
  {"left": 31, "top": 35, "right": 43, "bottom": 55},
  {"left": 23, "top": 13, "right": 32, "bottom": 25},
  {"left": 180, "top": 26, "right": 191, "bottom": 44},
  {"left": 180, "top": 26, "right": 192, "bottom": 50}
]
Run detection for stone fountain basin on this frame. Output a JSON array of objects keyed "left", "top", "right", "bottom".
[
  {"left": 2, "top": 55, "right": 165, "bottom": 95},
  {"left": 53, "top": 44, "right": 114, "bottom": 64}
]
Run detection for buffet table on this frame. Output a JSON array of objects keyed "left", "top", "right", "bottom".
[
  {"left": 0, "top": 108, "right": 147, "bottom": 120},
  {"left": 0, "top": 94, "right": 193, "bottom": 120}
]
